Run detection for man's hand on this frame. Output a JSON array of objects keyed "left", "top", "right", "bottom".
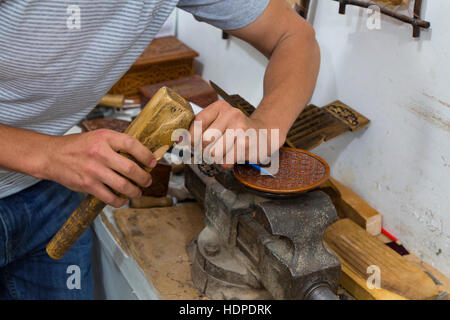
[
  {"left": 191, "top": 0, "right": 320, "bottom": 169},
  {"left": 190, "top": 100, "right": 283, "bottom": 169},
  {"left": 42, "top": 129, "right": 156, "bottom": 208}
]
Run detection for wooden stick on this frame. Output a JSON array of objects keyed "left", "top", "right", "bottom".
[
  {"left": 98, "top": 94, "right": 125, "bottom": 108},
  {"left": 130, "top": 196, "right": 174, "bottom": 209}
]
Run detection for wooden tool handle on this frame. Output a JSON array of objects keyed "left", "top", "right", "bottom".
[
  {"left": 46, "top": 196, "right": 105, "bottom": 260},
  {"left": 46, "top": 87, "right": 194, "bottom": 260},
  {"left": 98, "top": 94, "right": 125, "bottom": 108},
  {"left": 130, "top": 196, "right": 173, "bottom": 209}
]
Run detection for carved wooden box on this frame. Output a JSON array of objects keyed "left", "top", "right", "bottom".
[{"left": 109, "top": 36, "right": 199, "bottom": 97}]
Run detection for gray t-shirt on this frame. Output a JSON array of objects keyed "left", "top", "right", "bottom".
[{"left": 0, "top": 0, "right": 270, "bottom": 198}]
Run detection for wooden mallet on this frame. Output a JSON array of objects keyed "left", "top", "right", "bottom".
[{"left": 46, "top": 87, "right": 194, "bottom": 260}]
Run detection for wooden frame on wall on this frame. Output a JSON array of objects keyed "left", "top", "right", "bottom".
[
  {"left": 333, "top": 0, "right": 430, "bottom": 38},
  {"left": 288, "top": 0, "right": 430, "bottom": 38}
]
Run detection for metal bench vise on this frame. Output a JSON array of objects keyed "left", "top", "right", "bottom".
[{"left": 185, "top": 163, "right": 341, "bottom": 300}]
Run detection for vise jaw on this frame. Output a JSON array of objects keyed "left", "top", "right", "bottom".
[{"left": 185, "top": 164, "right": 341, "bottom": 300}]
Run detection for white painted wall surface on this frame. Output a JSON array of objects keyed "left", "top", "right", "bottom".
[
  {"left": 176, "top": 1, "right": 450, "bottom": 276},
  {"left": 176, "top": 10, "right": 267, "bottom": 106}
]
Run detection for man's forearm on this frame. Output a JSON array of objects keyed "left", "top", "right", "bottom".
[
  {"left": 0, "top": 124, "right": 51, "bottom": 178},
  {"left": 251, "top": 26, "right": 320, "bottom": 142},
  {"left": 228, "top": 0, "right": 321, "bottom": 145},
  {"left": 0, "top": 123, "right": 156, "bottom": 207}
]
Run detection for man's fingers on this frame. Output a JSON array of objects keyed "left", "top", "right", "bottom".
[
  {"left": 107, "top": 131, "right": 156, "bottom": 169},
  {"left": 90, "top": 183, "right": 129, "bottom": 208},
  {"left": 187, "top": 100, "right": 257, "bottom": 169},
  {"left": 196, "top": 101, "right": 223, "bottom": 130},
  {"left": 105, "top": 150, "right": 152, "bottom": 188},
  {"left": 221, "top": 135, "right": 238, "bottom": 168},
  {"left": 189, "top": 101, "right": 223, "bottom": 146},
  {"left": 86, "top": 160, "right": 144, "bottom": 199},
  {"left": 97, "top": 167, "right": 143, "bottom": 199},
  {"left": 221, "top": 140, "right": 245, "bottom": 170},
  {"left": 202, "top": 117, "right": 228, "bottom": 150}
]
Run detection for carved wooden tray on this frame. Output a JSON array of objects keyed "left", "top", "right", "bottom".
[
  {"left": 233, "top": 147, "right": 330, "bottom": 195},
  {"left": 210, "top": 82, "right": 370, "bottom": 151}
]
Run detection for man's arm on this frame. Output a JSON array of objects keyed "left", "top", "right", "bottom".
[
  {"left": 191, "top": 0, "right": 320, "bottom": 167},
  {"left": 230, "top": 0, "right": 320, "bottom": 140},
  {"left": 0, "top": 124, "right": 155, "bottom": 207}
]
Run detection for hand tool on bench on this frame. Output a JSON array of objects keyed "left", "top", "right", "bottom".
[
  {"left": 46, "top": 87, "right": 195, "bottom": 260},
  {"left": 98, "top": 94, "right": 125, "bottom": 108},
  {"left": 130, "top": 196, "right": 175, "bottom": 209}
]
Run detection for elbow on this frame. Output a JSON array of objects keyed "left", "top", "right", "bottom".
[
  {"left": 302, "top": 23, "right": 320, "bottom": 64},
  {"left": 280, "top": 16, "right": 320, "bottom": 64}
]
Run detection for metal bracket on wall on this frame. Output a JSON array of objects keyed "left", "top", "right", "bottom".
[{"left": 334, "top": 0, "right": 430, "bottom": 38}]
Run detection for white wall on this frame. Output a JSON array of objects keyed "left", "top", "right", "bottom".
[
  {"left": 176, "top": 10, "right": 267, "bottom": 106},
  {"left": 176, "top": 1, "right": 450, "bottom": 276}
]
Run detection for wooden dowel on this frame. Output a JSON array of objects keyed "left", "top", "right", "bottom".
[
  {"left": 99, "top": 94, "right": 125, "bottom": 108},
  {"left": 130, "top": 196, "right": 173, "bottom": 209}
]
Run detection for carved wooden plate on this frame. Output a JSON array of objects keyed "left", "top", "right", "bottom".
[{"left": 233, "top": 147, "right": 330, "bottom": 195}]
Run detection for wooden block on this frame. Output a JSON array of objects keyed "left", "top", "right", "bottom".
[
  {"left": 324, "top": 219, "right": 440, "bottom": 300},
  {"left": 339, "top": 263, "right": 407, "bottom": 300},
  {"left": 114, "top": 203, "right": 205, "bottom": 299},
  {"left": 130, "top": 196, "right": 173, "bottom": 209},
  {"left": 142, "top": 159, "right": 171, "bottom": 197},
  {"left": 140, "top": 75, "right": 218, "bottom": 108},
  {"left": 320, "top": 177, "right": 382, "bottom": 235}
]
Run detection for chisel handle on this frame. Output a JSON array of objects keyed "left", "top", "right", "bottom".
[
  {"left": 98, "top": 94, "right": 125, "bottom": 108},
  {"left": 130, "top": 196, "right": 174, "bottom": 209}
]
